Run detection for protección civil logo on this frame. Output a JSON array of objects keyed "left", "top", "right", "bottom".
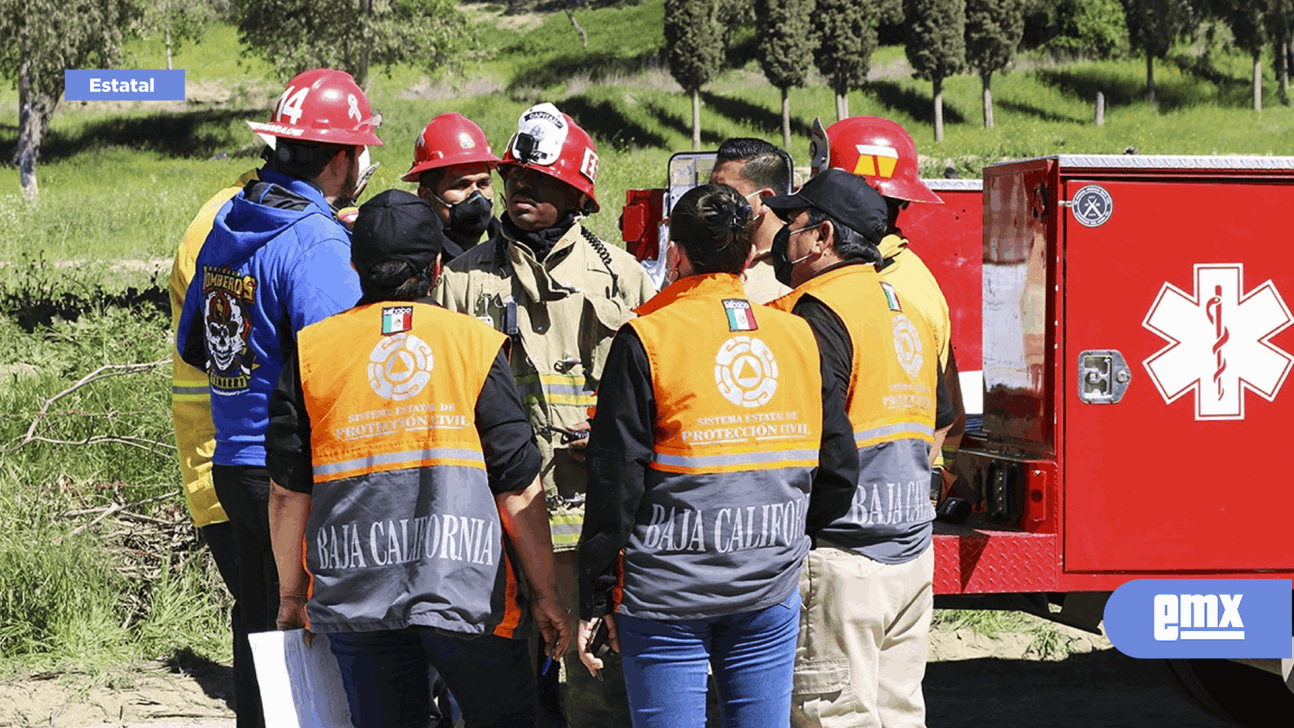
[{"left": 1104, "top": 578, "right": 1292, "bottom": 659}]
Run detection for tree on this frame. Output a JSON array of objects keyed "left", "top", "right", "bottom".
[
  {"left": 757, "top": 0, "right": 818, "bottom": 150},
  {"left": 665, "top": 0, "right": 724, "bottom": 150},
  {"left": 235, "top": 0, "right": 474, "bottom": 88},
  {"left": 0, "top": 0, "right": 140, "bottom": 202},
  {"left": 905, "top": 0, "right": 967, "bottom": 141},
  {"left": 966, "top": 0, "right": 1025, "bottom": 128},
  {"left": 137, "top": 0, "right": 215, "bottom": 70},
  {"left": 1221, "top": 0, "right": 1270, "bottom": 111},
  {"left": 1268, "top": 0, "right": 1293, "bottom": 104},
  {"left": 814, "top": 0, "right": 877, "bottom": 121},
  {"left": 1120, "top": 0, "right": 1196, "bottom": 108}
]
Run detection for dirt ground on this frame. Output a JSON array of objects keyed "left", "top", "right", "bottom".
[{"left": 0, "top": 625, "right": 1237, "bottom": 728}]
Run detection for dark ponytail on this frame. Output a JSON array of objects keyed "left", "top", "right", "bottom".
[{"left": 669, "top": 183, "right": 755, "bottom": 276}]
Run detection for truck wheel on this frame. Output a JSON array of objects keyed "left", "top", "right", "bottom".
[{"left": 1163, "top": 658, "right": 1294, "bottom": 727}]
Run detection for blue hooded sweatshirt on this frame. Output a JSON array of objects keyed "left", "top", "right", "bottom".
[{"left": 177, "top": 168, "right": 362, "bottom": 467}]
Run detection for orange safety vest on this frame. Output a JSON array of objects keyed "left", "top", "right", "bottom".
[
  {"left": 296, "top": 301, "right": 525, "bottom": 637},
  {"left": 620, "top": 273, "right": 822, "bottom": 620},
  {"left": 771, "top": 263, "right": 938, "bottom": 563}
]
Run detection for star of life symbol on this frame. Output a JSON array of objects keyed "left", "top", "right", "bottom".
[
  {"left": 368, "top": 333, "right": 435, "bottom": 401},
  {"left": 715, "top": 335, "right": 779, "bottom": 408},
  {"left": 1142, "top": 264, "right": 1292, "bottom": 420}
]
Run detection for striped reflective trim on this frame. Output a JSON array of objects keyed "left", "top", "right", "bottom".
[
  {"left": 854, "top": 422, "right": 934, "bottom": 447},
  {"left": 550, "top": 514, "right": 584, "bottom": 547},
  {"left": 172, "top": 385, "right": 209, "bottom": 396},
  {"left": 651, "top": 448, "right": 818, "bottom": 470},
  {"left": 313, "top": 448, "right": 484, "bottom": 478},
  {"left": 516, "top": 373, "right": 596, "bottom": 406}
]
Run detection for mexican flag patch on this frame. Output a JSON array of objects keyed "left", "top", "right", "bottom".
[
  {"left": 723, "top": 299, "right": 758, "bottom": 331},
  {"left": 381, "top": 306, "right": 413, "bottom": 335},
  {"left": 880, "top": 282, "right": 902, "bottom": 312}
]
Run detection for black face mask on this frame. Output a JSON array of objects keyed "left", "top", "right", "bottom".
[
  {"left": 770, "top": 225, "right": 813, "bottom": 287},
  {"left": 440, "top": 190, "right": 493, "bottom": 244}
]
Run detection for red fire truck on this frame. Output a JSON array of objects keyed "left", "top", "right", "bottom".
[{"left": 622, "top": 152, "right": 1294, "bottom": 726}]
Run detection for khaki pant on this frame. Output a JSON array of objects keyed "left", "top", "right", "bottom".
[{"left": 791, "top": 544, "right": 934, "bottom": 728}]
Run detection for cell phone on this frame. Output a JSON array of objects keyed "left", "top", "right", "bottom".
[{"left": 588, "top": 618, "right": 612, "bottom": 659}]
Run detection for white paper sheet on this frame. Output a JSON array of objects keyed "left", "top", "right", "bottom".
[{"left": 248, "top": 629, "right": 353, "bottom": 728}]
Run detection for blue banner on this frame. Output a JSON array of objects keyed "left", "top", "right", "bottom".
[
  {"left": 65, "top": 70, "right": 185, "bottom": 101},
  {"left": 1104, "top": 578, "right": 1292, "bottom": 659}
]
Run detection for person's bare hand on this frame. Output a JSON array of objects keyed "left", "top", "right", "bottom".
[
  {"left": 276, "top": 595, "right": 315, "bottom": 647},
  {"left": 533, "top": 591, "right": 573, "bottom": 661},
  {"left": 567, "top": 420, "right": 591, "bottom": 462},
  {"left": 576, "top": 614, "right": 620, "bottom": 677}
]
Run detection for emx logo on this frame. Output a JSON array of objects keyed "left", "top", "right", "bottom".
[{"left": 1105, "top": 579, "right": 1292, "bottom": 659}]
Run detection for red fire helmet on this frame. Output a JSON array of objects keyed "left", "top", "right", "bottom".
[
  {"left": 498, "top": 103, "right": 600, "bottom": 213},
  {"left": 811, "top": 116, "right": 941, "bottom": 204},
  {"left": 246, "top": 68, "right": 383, "bottom": 148},
  {"left": 401, "top": 113, "right": 501, "bottom": 183}
]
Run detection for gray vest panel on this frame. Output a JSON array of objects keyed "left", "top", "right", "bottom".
[
  {"left": 819, "top": 438, "right": 935, "bottom": 564},
  {"left": 619, "top": 467, "right": 811, "bottom": 620},
  {"left": 304, "top": 465, "right": 525, "bottom": 636}
]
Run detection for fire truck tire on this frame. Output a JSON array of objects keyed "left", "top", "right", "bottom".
[{"left": 1163, "top": 658, "right": 1294, "bottom": 727}]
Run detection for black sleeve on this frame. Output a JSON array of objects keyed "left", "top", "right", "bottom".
[
  {"left": 792, "top": 306, "right": 860, "bottom": 541},
  {"left": 476, "top": 345, "right": 542, "bottom": 495},
  {"left": 578, "top": 326, "right": 654, "bottom": 621},
  {"left": 792, "top": 295, "right": 852, "bottom": 397},
  {"left": 266, "top": 351, "right": 314, "bottom": 494},
  {"left": 935, "top": 360, "right": 955, "bottom": 430}
]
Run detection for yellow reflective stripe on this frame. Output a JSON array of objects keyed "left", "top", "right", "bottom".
[
  {"left": 550, "top": 512, "right": 583, "bottom": 547},
  {"left": 522, "top": 393, "right": 598, "bottom": 406},
  {"left": 516, "top": 373, "right": 597, "bottom": 406}
]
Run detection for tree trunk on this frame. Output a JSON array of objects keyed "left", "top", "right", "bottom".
[
  {"left": 691, "top": 88, "right": 701, "bottom": 151},
  {"left": 1095, "top": 92, "right": 1105, "bottom": 126},
  {"left": 165, "top": 25, "right": 173, "bottom": 70},
  {"left": 357, "top": 0, "right": 374, "bottom": 87},
  {"left": 15, "top": 54, "right": 54, "bottom": 203},
  {"left": 835, "top": 89, "right": 848, "bottom": 121},
  {"left": 1254, "top": 53, "right": 1263, "bottom": 112},
  {"left": 933, "top": 76, "right": 944, "bottom": 142},
  {"left": 781, "top": 87, "right": 791, "bottom": 151},
  {"left": 1281, "top": 37, "right": 1290, "bottom": 106},
  {"left": 1146, "top": 51, "right": 1156, "bottom": 109},
  {"left": 565, "top": 4, "right": 588, "bottom": 48},
  {"left": 982, "top": 72, "right": 993, "bottom": 129}
]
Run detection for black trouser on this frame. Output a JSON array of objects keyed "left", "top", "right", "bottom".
[
  {"left": 213, "top": 465, "right": 277, "bottom": 728},
  {"left": 213, "top": 464, "right": 456, "bottom": 727}
]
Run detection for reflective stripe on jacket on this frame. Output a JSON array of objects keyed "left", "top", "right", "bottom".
[
  {"left": 296, "top": 301, "right": 526, "bottom": 638},
  {"left": 620, "top": 274, "right": 821, "bottom": 620},
  {"left": 771, "top": 264, "right": 937, "bottom": 564},
  {"left": 169, "top": 171, "right": 257, "bottom": 527}
]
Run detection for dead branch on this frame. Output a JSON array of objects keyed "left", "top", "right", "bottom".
[{"left": 3, "top": 359, "right": 171, "bottom": 455}]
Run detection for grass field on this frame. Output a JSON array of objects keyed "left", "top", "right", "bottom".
[{"left": 0, "top": 0, "right": 1291, "bottom": 671}]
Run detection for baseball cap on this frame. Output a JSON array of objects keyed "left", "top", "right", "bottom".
[
  {"left": 763, "top": 168, "right": 888, "bottom": 244},
  {"left": 351, "top": 189, "right": 446, "bottom": 279}
]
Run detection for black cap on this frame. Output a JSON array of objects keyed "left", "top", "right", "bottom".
[
  {"left": 763, "top": 169, "right": 888, "bottom": 244},
  {"left": 351, "top": 189, "right": 445, "bottom": 279}
]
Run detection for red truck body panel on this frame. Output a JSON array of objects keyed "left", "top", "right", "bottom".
[{"left": 940, "top": 155, "right": 1294, "bottom": 595}]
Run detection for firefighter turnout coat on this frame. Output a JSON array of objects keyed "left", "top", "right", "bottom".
[{"left": 434, "top": 220, "right": 656, "bottom": 550}]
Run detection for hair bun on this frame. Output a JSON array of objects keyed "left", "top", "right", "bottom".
[{"left": 713, "top": 202, "right": 750, "bottom": 237}]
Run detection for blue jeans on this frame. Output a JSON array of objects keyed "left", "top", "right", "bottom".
[
  {"left": 329, "top": 628, "right": 535, "bottom": 728},
  {"left": 619, "top": 590, "right": 801, "bottom": 728}
]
